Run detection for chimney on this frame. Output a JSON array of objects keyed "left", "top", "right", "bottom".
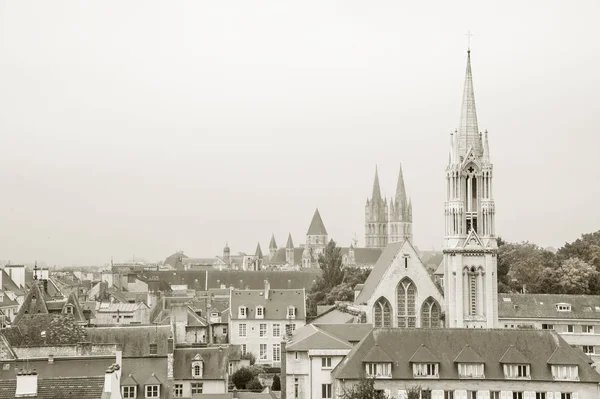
[
  {"left": 116, "top": 344, "right": 123, "bottom": 369},
  {"left": 239, "top": 279, "right": 243, "bottom": 289},
  {"left": 48, "top": 354, "right": 54, "bottom": 364},
  {"left": 15, "top": 370, "right": 38, "bottom": 398},
  {"left": 280, "top": 341, "right": 287, "bottom": 399},
  {"left": 287, "top": 279, "right": 291, "bottom": 289},
  {"left": 264, "top": 280, "right": 270, "bottom": 300},
  {"left": 103, "top": 366, "right": 114, "bottom": 394},
  {"left": 41, "top": 268, "right": 49, "bottom": 280},
  {"left": 167, "top": 336, "right": 174, "bottom": 380}
]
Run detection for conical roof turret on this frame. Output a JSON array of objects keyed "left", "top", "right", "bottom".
[
  {"left": 306, "top": 208, "right": 328, "bottom": 236},
  {"left": 457, "top": 50, "right": 481, "bottom": 157},
  {"left": 269, "top": 234, "right": 277, "bottom": 250},
  {"left": 482, "top": 129, "right": 490, "bottom": 163},
  {"left": 286, "top": 233, "right": 294, "bottom": 249},
  {"left": 255, "top": 243, "right": 263, "bottom": 259},
  {"left": 370, "top": 166, "right": 383, "bottom": 203}
]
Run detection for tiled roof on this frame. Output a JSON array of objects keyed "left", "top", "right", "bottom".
[
  {"left": 409, "top": 345, "right": 439, "bottom": 363},
  {"left": 341, "top": 247, "right": 383, "bottom": 266},
  {"left": 13, "top": 282, "right": 50, "bottom": 324},
  {"left": 120, "top": 374, "right": 138, "bottom": 386},
  {"left": 230, "top": 288, "right": 306, "bottom": 320},
  {"left": 2, "top": 314, "right": 86, "bottom": 346},
  {"left": 96, "top": 302, "right": 147, "bottom": 313},
  {"left": 332, "top": 328, "right": 600, "bottom": 382},
  {"left": 0, "top": 358, "right": 114, "bottom": 380},
  {"left": 547, "top": 346, "right": 587, "bottom": 365},
  {"left": 209, "top": 270, "right": 319, "bottom": 291},
  {"left": 238, "top": 391, "right": 279, "bottom": 399},
  {"left": 286, "top": 325, "right": 352, "bottom": 351},
  {"left": 314, "top": 324, "right": 373, "bottom": 343},
  {"left": 454, "top": 344, "right": 484, "bottom": 363},
  {"left": 306, "top": 209, "right": 328, "bottom": 235},
  {"left": 0, "top": 294, "right": 18, "bottom": 308},
  {"left": 86, "top": 325, "right": 172, "bottom": 357},
  {"left": 309, "top": 309, "right": 356, "bottom": 324},
  {"left": 264, "top": 248, "right": 306, "bottom": 266},
  {"left": 362, "top": 344, "right": 393, "bottom": 363},
  {"left": 499, "top": 346, "right": 529, "bottom": 364},
  {"left": 0, "top": 376, "right": 105, "bottom": 399},
  {"left": 173, "top": 345, "right": 241, "bottom": 380},
  {"left": 1, "top": 269, "right": 25, "bottom": 294},
  {"left": 499, "top": 293, "right": 600, "bottom": 320}
]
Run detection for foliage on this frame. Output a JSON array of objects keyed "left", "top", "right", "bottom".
[
  {"left": 318, "top": 239, "right": 345, "bottom": 288},
  {"left": 231, "top": 367, "right": 254, "bottom": 389},
  {"left": 246, "top": 377, "right": 264, "bottom": 392},
  {"left": 241, "top": 352, "right": 256, "bottom": 365},
  {"left": 405, "top": 385, "right": 430, "bottom": 399},
  {"left": 247, "top": 364, "right": 265, "bottom": 378},
  {"left": 551, "top": 257, "right": 599, "bottom": 294},
  {"left": 499, "top": 241, "right": 558, "bottom": 293},
  {"left": 271, "top": 375, "right": 281, "bottom": 391},
  {"left": 340, "top": 378, "right": 385, "bottom": 399}
]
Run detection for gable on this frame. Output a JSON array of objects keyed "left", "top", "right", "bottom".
[{"left": 462, "top": 230, "right": 484, "bottom": 249}]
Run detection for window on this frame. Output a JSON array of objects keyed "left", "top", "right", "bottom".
[
  {"left": 551, "top": 365, "right": 579, "bottom": 380},
  {"left": 229, "top": 362, "right": 233, "bottom": 375},
  {"left": 365, "top": 363, "right": 391, "bottom": 378},
  {"left": 583, "top": 325, "right": 594, "bottom": 333},
  {"left": 512, "top": 393, "right": 523, "bottom": 399},
  {"left": 191, "top": 383, "right": 203, "bottom": 394},
  {"left": 491, "top": 393, "right": 500, "bottom": 399},
  {"left": 65, "top": 305, "right": 74, "bottom": 314},
  {"left": 560, "top": 394, "right": 571, "bottom": 399},
  {"left": 503, "top": 364, "right": 530, "bottom": 379},
  {"left": 294, "top": 378, "right": 299, "bottom": 399},
  {"left": 241, "top": 344, "right": 247, "bottom": 355},
  {"left": 373, "top": 297, "right": 392, "bottom": 328},
  {"left": 260, "top": 323, "right": 267, "bottom": 337},
  {"left": 421, "top": 298, "right": 441, "bottom": 328},
  {"left": 321, "top": 357, "right": 332, "bottom": 369},
  {"left": 567, "top": 325, "right": 574, "bottom": 333},
  {"left": 458, "top": 363, "right": 484, "bottom": 378},
  {"left": 467, "top": 392, "right": 476, "bottom": 399},
  {"left": 542, "top": 324, "right": 554, "bottom": 330},
  {"left": 239, "top": 306, "right": 247, "bottom": 318},
  {"left": 321, "top": 384, "right": 332, "bottom": 399},
  {"left": 536, "top": 393, "right": 546, "bottom": 399},
  {"left": 256, "top": 306, "right": 264, "bottom": 318},
  {"left": 413, "top": 363, "right": 438, "bottom": 378},
  {"left": 192, "top": 361, "right": 203, "bottom": 378},
  {"left": 149, "top": 343, "right": 157, "bottom": 355},
  {"left": 288, "top": 306, "right": 296, "bottom": 319},
  {"left": 122, "top": 386, "right": 137, "bottom": 398},
  {"left": 145, "top": 385, "right": 160, "bottom": 398},
  {"left": 223, "top": 327, "right": 227, "bottom": 335},
  {"left": 239, "top": 324, "right": 247, "bottom": 337},
  {"left": 397, "top": 278, "right": 417, "bottom": 328},
  {"left": 173, "top": 384, "right": 183, "bottom": 398},
  {"left": 273, "top": 343, "right": 281, "bottom": 362},
  {"left": 273, "top": 324, "right": 281, "bottom": 337},
  {"left": 583, "top": 345, "right": 595, "bottom": 354},
  {"left": 469, "top": 273, "right": 477, "bottom": 316},
  {"left": 556, "top": 303, "right": 572, "bottom": 311},
  {"left": 260, "top": 343, "right": 268, "bottom": 360},
  {"left": 286, "top": 324, "right": 296, "bottom": 335},
  {"left": 444, "top": 393, "right": 454, "bottom": 399},
  {"left": 294, "top": 351, "right": 299, "bottom": 360}
]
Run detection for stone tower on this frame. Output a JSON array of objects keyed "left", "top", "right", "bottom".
[
  {"left": 285, "top": 233, "right": 295, "bottom": 266},
  {"left": 365, "top": 167, "right": 389, "bottom": 248},
  {"left": 389, "top": 164, "right": 413, "bottom": 243},
  {"left": 269, "top": 234, "right": 278, "bottom": 260},
  {"left": 223, "top": 242, "right": 231, "bottom": 265},
  {"left": 306, "top": 208, "right": 328, "bottom": 255},
  {"left": 443, "top": 50, "right": 498, "bottom": 328},
  {"left": 255, "top": 243, "right": 263, "bottom": 270}
]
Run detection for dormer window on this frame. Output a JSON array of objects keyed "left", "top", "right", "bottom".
[
  {"left": 412, "top": 363, "right": 439, "bottom": 378},
  {"left": 503, "top": 364, "right": 530, "bottom": 379},
  {"left": 192, "top": 361, "right": 204, "bottom": 378},
  {"left": 458, "top": 363, "right": 485, "bottom": 379},
  {"left": 365, "top": 363, "right": 392, "bottom": 378},
  {"left": 556, "top": 303, "right": 572, "bottom": 312},
  {"left": 256, "top": 306, "right": 264, "bottom": 319},
  {"left": 239, "top": 306, "right": 247, "bottom": 319},
  {"left": 287, "top": 306, "right": 296, "bottom": 319},
  {"left": 551, "top": 365, "right": 579, "bottom": 381},
  {"left": 65, "top": 304, "right": 74, "bottom": 314}
]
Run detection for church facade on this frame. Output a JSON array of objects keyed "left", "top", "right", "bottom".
[{"left": 354, "top": 49, "right": 499, "bottom": 329}]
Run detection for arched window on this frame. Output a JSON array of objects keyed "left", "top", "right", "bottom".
[
  {"left": 397, "top": 278, "right": 417, "bottom": 328},
  {"left": 420, "top": 297, "right": 441, "bottom": 328},
  {"left": 373, "top": 297, "right": 392, "bottom": 328},
  {"left": 192, "top": 361, "right": 203, "bottom": 378}
]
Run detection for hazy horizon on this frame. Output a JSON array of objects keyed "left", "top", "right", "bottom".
[{"left": 1, "top": 1, "right": 599, "bottom": 266}]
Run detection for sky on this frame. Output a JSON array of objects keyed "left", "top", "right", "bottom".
[{"left": 1, "top": 1, "right": 599, "bottom": 266}]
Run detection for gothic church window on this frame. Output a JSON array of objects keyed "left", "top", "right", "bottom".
[
  {"left": 373, "top": 297, "right": 392, "bottom": 328},
  {"left": 420, "top": 297, "right": 441, "bottom": 328},
  {"left": 397, "top": 278, "right": 416, "bottom": 328}
]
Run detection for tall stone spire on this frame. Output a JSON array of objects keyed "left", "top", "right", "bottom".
[
  {"left": 371, "top": 166, "right": 383, "bottom": 203},
  {"left": 269, "top": 234, "right": 277, "bottom": 250},
  {"left": 482, "top": 129, "right": 490, "bottom": 163},
  {"left": 458, "top": 50, "right": 481, "bottom": 157},
  {"left": 286, "top": 233, "right": 294, "bottom": 249},
  {"left": 394, "top": 163, "right": 407, "bottom": 209}
]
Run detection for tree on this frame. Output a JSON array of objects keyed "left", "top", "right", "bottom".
[
  {"left": 557, "top": 231, "right": 600, "bottom": 270},
  {"left": 246, "top": 377, "right": 264, "bottom": 392},
  {"left": 318, "top": 239, "right": 345, "bottom": 288},
  {"left": 340, "top": 378, "right": 385, "bottom": 399},
  {"left": 551, "top": 257, "right": 600, "bottom": 294},
  {"left": 231, "top": 367, "right": 254, "bottom": 390},
  {"left": 271, "top": 375, "right": 281, "bottom": 391},
  {"left": 241, "top": 352, "right": 256, "bottom": 365},
  {"left": 497, "top": 241, "right": 559, "bottom": 293}
]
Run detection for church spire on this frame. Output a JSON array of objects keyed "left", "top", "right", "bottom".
[
  {"left": 371, "top": 166, "right": 383, "bottom": 203},
  {"left": 458, "top": 50, "right": 481, "bottom": 157},
  {"left": 482, "top": 129, "right": 490, "bottom": 163},
  {"left": 395, "top": 163, "right": 407, "bottom": 209}
]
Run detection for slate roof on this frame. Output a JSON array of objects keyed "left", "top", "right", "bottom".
[
  {"left": 230, "top": 288, "right": 306, "bottom": 320},
  {"left": 454, "top": 344, "right": 484, "bottom": 363},
  {"left": 332, "top": 328, "right": 600, "bottom": 382},
  {"left": 286, "top": 324, "right": 352, "bottom": 351},
  {"left": 173, "top": 345, "right": 241, "bottom": 380},
  {"left": 499, "top": 346, "right": 529, "bottom": 364},
  {"left": 307, "top": 209, "right": 328, "bottom": 235},
  {"left": 0, "top": 358, "right": 114, "bottom": 380},
  {"left": 86, "top": 325, "right": 172, "bottom": 357},
  {"left": 1, "top": 269, "right": 25, "bottom": 295},
  {"left": 13, "top": 282, "right": 50, "bottom": 324},
  {"left": 0, "top": 293, "right": 18, "bottom": 308},
  {"left": 309, "top": 308, "right": 357, "bottom": 324},
  {"left": 313, "top": 324, "right": 373, "bottom": 344},
  {"left": 96, "top": 302, "right": 148, "bottom": 313},
  {"left": 362, "top": 344, "right": 393, "bottom": 363},
  {"left": 547, "top": 345, "right": 587, "bottom": 365},
  {"left": 499, "top": 293, "right": 600, "bottom": 320},
  {"left": 0, "top": 376, "right": 105, "bottom": 399},
  {"left": 409, "top": 345, "right": 439, "bottom": 363},
  {"left": 2, "top": 314, "right": 86, "bottom": 346},
  {"left": 264, "top": 248, "right": 306, "bottom": 266},
  {"left": 340, "top": 247, "right": 383, "bottom": 266}
]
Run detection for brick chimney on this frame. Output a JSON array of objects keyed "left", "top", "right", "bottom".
[
  {"left": 280, "top": 341, "right": 287, "bottom": 399},
  {"left": 15, "top": 369, "right": 37, "bottom": 398},
  {"left": 167, "top": 336, "right": 174, "bottom": 380},
  {"left": 264, "top": 280, "right": 270, "bottom": 300}
]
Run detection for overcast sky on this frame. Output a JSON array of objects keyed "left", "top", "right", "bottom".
[{"left": 1, "top": 1, "right": 599, "bottom": 266}]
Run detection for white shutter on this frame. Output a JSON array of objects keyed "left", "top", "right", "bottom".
[
  {"left": 524, "top": 393, "right": 530, "bottom": 399},
  {"left": 547, "top": 393, "right": 553, "bottom": 399},
  {"left": 500, "top": 392, "right": 507, "bottom": 399},
  {"left": 456, "top": 391, "right": 467, "bottom": 399},
  {"left": 555, "top": 393, "right": 561, "bottom": 399},
  {"left": 478, "top": 391, "right": 489, "bottom": 399},
  {"left": 573, "top": 393, "right": 579, "bottom": 399},
  {"left": 432, "top": 391, "right": 442, "bottom": 399}
]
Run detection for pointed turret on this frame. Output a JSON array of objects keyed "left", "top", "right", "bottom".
[
  {"left": 457, "top": 50, "right": 481, "bottom": 157},
  {"left": 482, "top": 129, "right": 490, "bottom": 163},
  {"left": 394, "top": 163, "right": 407, "bottom": 209},
  {"left": 255, "top": 243, "right": 263, "bottom": 259},
  {"left": 371, "top": 166, "right": 383, "bottom": 203},
  {"left": 408, "top": 198, "right": 413, "bottom": 222},
  {"left": 269, "top": 234, "right": 277, "bottom": 250},
  {"left": 286, "top": 233, "right": 294, "bottom": 249},
  {"left": 449, "top": 131, "right": 455, "bottom": 164},
  {"left": 306, "top": 208, "right": 328, "bottom": 236}
]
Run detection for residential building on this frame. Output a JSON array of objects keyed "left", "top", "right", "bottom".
[
  {"left": 229, "top": 280, "right": 306, "bottom": 365},
  {"left": 332, "top": 328, "right": 600, "bottom": 398},
  {"left": 93, "top": 302, "right": 150, "bottom": 325}
]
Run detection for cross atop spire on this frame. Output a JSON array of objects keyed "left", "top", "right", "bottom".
[{"left": 457, "top": 49, "right": 481, "bottom": 158}]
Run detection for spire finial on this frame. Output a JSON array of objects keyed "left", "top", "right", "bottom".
[{"left": 465, "top": 30, "right": 474, "bottom": 52}]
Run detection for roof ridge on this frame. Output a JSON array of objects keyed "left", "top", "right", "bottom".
[{"left": 311, "top": 325, "right": 353, "bottom": 348}]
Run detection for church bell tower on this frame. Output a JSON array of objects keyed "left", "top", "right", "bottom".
[{"left": 443, "top": 49, "right": 498, "bottom": 328}]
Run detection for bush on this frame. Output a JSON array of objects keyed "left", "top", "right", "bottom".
[
  {"left": 271, "top": 375, "right": 281, "bottom": 391},
  {"left": 246, "top": 377, "right": 263, "bottom": 392},
  {"left": 231, "top": 367, "right": 254, "bottom": 389},
  {"left": 241, "top": 352, "right": 256, "bottom": 365}
]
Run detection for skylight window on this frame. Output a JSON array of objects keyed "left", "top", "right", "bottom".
[
  {"left": 502, "top": 298, "right": 512, "bottom": 302},
  {"left": 556, "top": 303, "right": 572, "bottom": 312}
]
